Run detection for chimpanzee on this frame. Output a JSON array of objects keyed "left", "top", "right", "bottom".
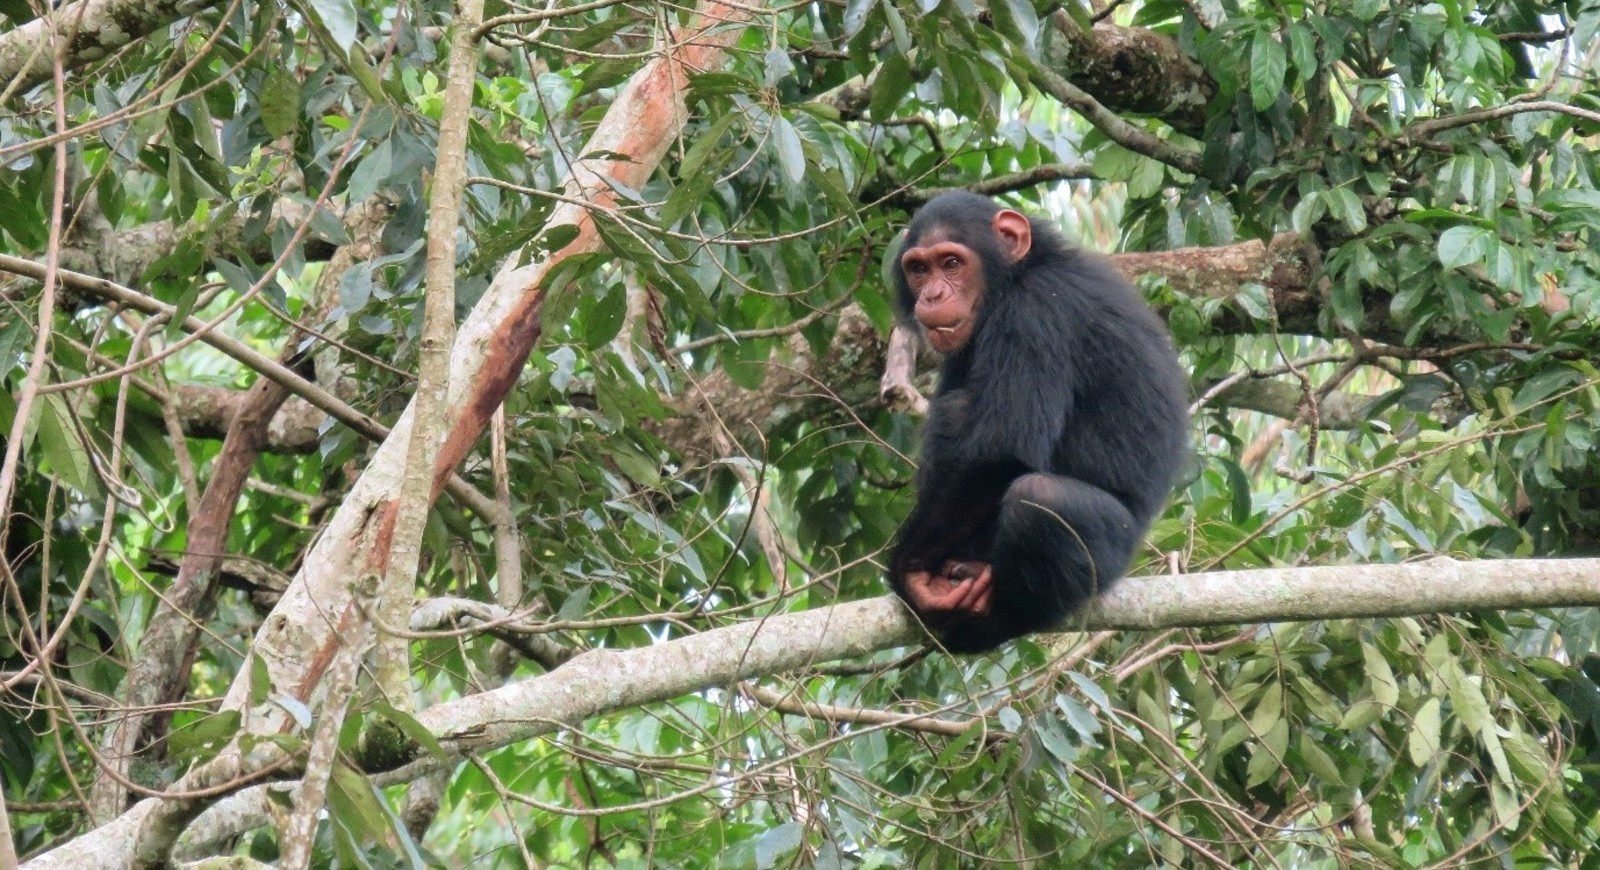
[{"left": 888, "top": 191, "right": 1187, "bottom": 653}]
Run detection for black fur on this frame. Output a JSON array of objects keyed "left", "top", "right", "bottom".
[{"left": 889, "top": 192, "right": 1188, "bottom": 653}]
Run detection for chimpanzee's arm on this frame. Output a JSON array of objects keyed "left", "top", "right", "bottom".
[{"left": 889, "top": 458, "right": 1027, "bottom": 570}]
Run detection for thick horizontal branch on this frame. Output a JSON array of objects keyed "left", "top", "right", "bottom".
[
  {"left": 1114, "top": 233, "right": 1327, "bottom": 332},
  {"left": 417, "top": 556, "right": 1600, "bottom": 757},
  {"left": 1087, "top": 557, "right": 1600, "bottom": 628}
]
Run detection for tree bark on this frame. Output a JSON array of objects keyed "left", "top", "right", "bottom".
[{"left": 0, "top": 0, "right": 225, "bottom": 97}]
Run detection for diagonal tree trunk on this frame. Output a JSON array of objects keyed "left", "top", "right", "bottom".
[
  {"left": 216, "top": 0, "right": 762, "bottom": 726},
  {"left": 85, "top": 206, "right": 387, "bottom": 826},
  {"left": 19, "top": 3, "right": 766, "bottom": 866}
]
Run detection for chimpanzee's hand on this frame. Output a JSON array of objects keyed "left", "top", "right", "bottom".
[{"left": 902, "top": 561, "right": 993, "bottom": 621}]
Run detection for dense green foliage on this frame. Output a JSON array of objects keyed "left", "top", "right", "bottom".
[{"left": 4, "top": 0, "right": 1600, "bottom": 865}]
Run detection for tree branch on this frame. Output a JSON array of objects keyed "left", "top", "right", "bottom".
[
  {"left": 1030, "top": 68, "right": 1204, "bottom": 177},
  {"left": 414, "top": 556, "right": 1600, "bottom": 756},
  {"left": 0, "top": 0, "right": 225, "bottom": 97},
  {"left": 1207, "top": 378, "right": 1371, "bottom": 429},
  {"left": 884, "top": 163, "right": 1097, "bottom": 208},
  {"left": 1409, "top": 99, "right": 1600, "bottom": 139}
]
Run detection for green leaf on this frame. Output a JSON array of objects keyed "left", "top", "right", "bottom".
[
  {"left": 1490, "top": 781, "right": 1521, "bottom": 831},
  {"left": 260, "top": 66, "right": 301, "bottom": 138},
  {"left": 1036, "top": 717, "right": 1077, "bottom": 764},
  {"left": 166, "top": 711, "right": 242, "bottom": 761},
  {"left": 1067, "top": 671, "right": 1113, "bottom": 712},
  {"left": 327, "top": 761, "right": 394, "bottom": 846},
  {"left": 36, "top": 396, "right": 96, "bottom": 496},
  {"left": 1437, "top": 225, "right": 1490, "bottom": 269},
  {"left": 1250, "top": 32, "right": 1287, "bottom": 113},
  {"left": 1055, "top": 693, "right": 1102, "bottom": 741},
  {"left": 1407, "top": 697, "right": 1442, "bottom": 765},
  {"left": 1223, "top": 458, "right": 1252, "bottom": 523},
  {"left": 869, "top": 53, "right": 912, "bottom": 121},
  {"left": 680, "top": 111, "right": 736, "bottom": 184},
  {"left": 555, "top": 584, "right": 592, "bottom": 621},
  {"left": 610, "top": 442, "right": 664, "bottom": 488},
  {"left": 723, "top": 337, "right": 772, "bottom": 389},
  {"left": 1340, "top": 700, "right": 1384, "bottom": 731},
  {"left": 1286, "top": 23, "right": 1316, "bottom": 84},
  {"left": 1249, "top": 682, "right": 1282, "bottom": 735},
  {"left": 771, "top": 115, "right": 806, "bottom": 186},
  {"left": 1246, "top": 718, "right": 1288, "bottom": 786},
  {"left": 1091, "top": 144, "right": 1136, "bottom": 182},
  {"left": 306, "top": 0, "right": 358, "bottom": 47},
  {"left": 1362, "top": 642, "right": 1399, "bottom": 706},
  {"left": 991, "top": 0, "right": 1040, "bottom": 51},
  {"left": 756, "top": 822, "right": 803, "bottom": 869},
  {"left": 1324, "top": 187, "right": 1367, "bottom": 232},
  {"left": 842, "top": 0, "right": 876, "bottom": 37},
  {"left": 1329, "top": 274, "right": 1364, "bottom": 331},
  {"left": 346, "top": 139, "right": 393, "bottom": 203},
  {"left": 212, "top": 260, "right": 257, "bottom": 298},
  {"left": 584, "top": 283, "right": 628, "bottom": 349},
  {"left": 882, "top": 1, "right": 912, "bottom": 54},
  {"left": 1290, "top": 192, "right": 1325, "bottom": 234},
  {"left": 1445, "top": 670, "right": 1493, "bottom": 740},
  {"left": 164, "top": 277, "right": 204, "bottom": 341},
  {"left": 166, "top": 111, "right": 229, "bottom": 194},
  {"left": 249, "top": 655, "right": 272, "bottom": 706},
  {"left": 1297, "top": 733, "right": 1344, "bottom": 786},
  {"left": 762, "top": 47, "right": 794, "bottom": 87},
  {"left": 531, "top": 223, "right": 581, "bottom": 260}
]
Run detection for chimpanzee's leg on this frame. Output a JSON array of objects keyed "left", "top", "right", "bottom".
[{"left": 982, "top": 472, "right": 1142, "bottom": 643}]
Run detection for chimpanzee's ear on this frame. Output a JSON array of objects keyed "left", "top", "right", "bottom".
[{"left": 992, "top": 210, "right": 1032, "bottom": 262}]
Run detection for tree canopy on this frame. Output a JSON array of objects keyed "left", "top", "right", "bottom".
[{"left": 3, "top": 0, "right": 1600, "bottom": 865}]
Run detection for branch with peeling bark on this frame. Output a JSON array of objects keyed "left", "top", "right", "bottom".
[{"left": 878, "top": 323, "right": 931, "bottom": 414}]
